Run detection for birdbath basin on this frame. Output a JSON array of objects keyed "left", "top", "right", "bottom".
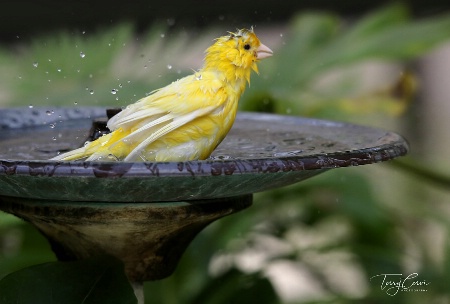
[{"left": 0, "top": 107, "right": 408, "bottom": 298}]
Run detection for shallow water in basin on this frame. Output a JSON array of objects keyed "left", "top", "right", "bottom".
[{"left": 0, "top": 116, "right": 364, "bottom": 161}]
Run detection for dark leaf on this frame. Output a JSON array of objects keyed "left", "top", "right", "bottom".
[
  {"left": 190, "top": 268, "right": 280, "bottom": 304},
  {"left": 0, "top": 255, "right": 137, "bottom": 304}
]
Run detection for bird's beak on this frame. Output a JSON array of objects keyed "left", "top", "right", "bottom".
[{"left": 256, "top": 43, "right": 273, "bottom": 59}]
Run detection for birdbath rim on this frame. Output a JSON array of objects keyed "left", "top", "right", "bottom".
[{"left": 0, "top": 106, "right": 409, "bottom": 202}]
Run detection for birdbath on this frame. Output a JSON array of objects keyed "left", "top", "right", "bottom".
[{"left": 0, "top": 106, "right": 408, "bottom": 302}]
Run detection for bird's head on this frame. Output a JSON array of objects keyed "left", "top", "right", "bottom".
[{"left": 203, "top": 28, "right": 273, "bottom": 78}]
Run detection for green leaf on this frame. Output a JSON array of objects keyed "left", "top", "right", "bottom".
[
  {"left": 343, "top": 3, "right": 409, "bottom": 40},
  {"left": 338, "top": 14, "right": 450, "bottom": 62},
  {"left": 0, "top": 255, "right": 137, "bottom": 304},
  {"left": 189, "top": 269, "right": 279, "bottom": 304}
]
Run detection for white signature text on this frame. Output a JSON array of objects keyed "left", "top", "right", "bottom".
[{"left": 370, "top": 273, "right": 430, "bottom": 296}]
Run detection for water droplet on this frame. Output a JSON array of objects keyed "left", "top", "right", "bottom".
[
  {"left": 167, "top": 64, "right": 172, "bottom": 70},
  {"left": 28, "top": 105, "right": 34, "bottom": 109},
  {"left": 195, "top": 74, "right": 202, "bottom": 80},
  {"left": 90, "top": 90, "right": 94, "bottom": 95},
  {"left": 46, "top": 110, "right": 52, "bottom": 116},
  {"left": 57, "top": 68, "right": 62, "bottom": 72},
  {"left": 167, "top": 18, "right": 175, "bottom": 26},
  {"left": 82, "top": 30, "right": 86, "bottom": 35},
  {"left": 32, "top": 62, "right": 38, "bottom": 68},
  {"left": 273, "top": 150, "right": 303, "bottom": 157},
  {"left": 49, "top": 123, "right": 56, "bottom": 129},
  {"left": 107, "top": 154, "right": 120, "bottom": 161},
  {"left": 111, "top": 89, "right": 118, "bottom": 94},
  {"left": 210, "top": 155, "right": 234, "bottom": 160},
  {"left": 52, "top": 136, "right": 57, "bottom": 141},
  {"left": 74, "top": 101, "right": 78, "bottom": 105},
  {"left": 118, "top": 83, "right": 123, "bottom": 88},
  {"left": 80, "top": 52, "right": 85, "bottom": 58}
]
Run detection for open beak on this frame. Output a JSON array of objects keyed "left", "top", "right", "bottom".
[{"left": 256, "top": 43, "right": 273, "bottom": 59}]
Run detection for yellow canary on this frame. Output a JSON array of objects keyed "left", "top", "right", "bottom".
[{"left": 51, "top": 28, "right": 272, "bottom": 162}]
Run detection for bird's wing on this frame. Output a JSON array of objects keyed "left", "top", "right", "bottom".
[
  {"left": 107, "top": 73, "right": 223, "bottom": 131},
  {"left": 123, "top": 105, "right": 217, "bottom": 161},
  {"left": 105, "top": 72, "right": 226, "bottom": 160},
  {"left": 106, "top": 90, "right": 175, "bottom": 131}
]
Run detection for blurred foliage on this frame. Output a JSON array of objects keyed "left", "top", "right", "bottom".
[
  {"left": 0, "top": 255, "right": 136, "bottom": 304},
  {"left": 243, "top": 3, "right": 450, "bottom": 123},
  {"left": 1, "top": 3, "right": 450, "bottom": 304}
]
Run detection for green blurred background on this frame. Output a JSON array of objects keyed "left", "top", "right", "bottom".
[{"left": 1, "top": 2, "right": 450, "bottom": 303}]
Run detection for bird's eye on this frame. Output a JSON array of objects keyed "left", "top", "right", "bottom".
[{"left": 244, "top": 44, "right": 251, "bottom": 50}]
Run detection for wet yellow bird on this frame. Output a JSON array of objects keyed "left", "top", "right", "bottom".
[{"left": 51, "top": 28, "right": 273, "bottom": 162}]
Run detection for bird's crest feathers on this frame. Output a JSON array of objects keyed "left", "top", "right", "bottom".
[{"left": 226, "top": 26, "right": 254, "bottom": 39}]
